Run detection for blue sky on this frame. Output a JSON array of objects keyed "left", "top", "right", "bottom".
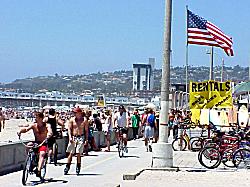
[{"left": 0, "top": 0, "right": 249, "bottom": 83}]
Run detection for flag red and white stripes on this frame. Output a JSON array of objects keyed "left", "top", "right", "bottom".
[{"left": 187, "top": 10, "right": 234, "bottom": 56}]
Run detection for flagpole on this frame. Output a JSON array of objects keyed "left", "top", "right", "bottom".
[
  {"left": 221, "top": 58, "right": 224, "bottom": 82},
  {"left": 209, "top": 46, "right": 214, "bottom": 80},
  {"left": 185, "top": 5, "right": 189, "bottom": 109}
]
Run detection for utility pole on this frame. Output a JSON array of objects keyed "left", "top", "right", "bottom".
[
  {"left": 209, "top": 46, "right": 214, "bottom": 80},
  {"left": 221, "top": 58, "right": 224, "bottom": 82},
  {"left": 152, "top": 0, "right": 173, "bottom": 168}
]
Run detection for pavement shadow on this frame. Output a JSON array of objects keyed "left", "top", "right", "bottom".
[
  {"left": 54, "top": 162, "right": 74, "bottom": 166},
  {"left": 126, "top": 146, "right": 138, "bottom": 149},
  {"left": 82, "top": 154, "right": 99, "bottom": 157},
  {"left": 103, "top": 150, "right": 117, "bottom": 153},
  {"left": 123, "top": 155, "right": 140, "bottom": 158},
  {"left": 66, "top": 173, "right": 102, "bottom": 176},
  {"left": 30, "top": 178, "right": 68, "bottom": 186}
]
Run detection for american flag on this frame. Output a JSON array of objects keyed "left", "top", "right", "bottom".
[{"left": 187, "top": 10, "right": 234, "bottom": 56}]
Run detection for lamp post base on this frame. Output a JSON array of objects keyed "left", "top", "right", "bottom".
[{"left": 152, "top": 142, "right": 173, "bottom": 168}]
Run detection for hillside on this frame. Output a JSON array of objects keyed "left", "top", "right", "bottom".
[{"left": 0, "top": 65, "right": 248, "bottom": 96}]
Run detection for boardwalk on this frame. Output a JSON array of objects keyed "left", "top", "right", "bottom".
[{"left": 0, "top": 119, "right": 249, "bottom": 187}]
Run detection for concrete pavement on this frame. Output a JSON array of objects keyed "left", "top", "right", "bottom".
[
  {"left": 1, "top": 120, "right": 250, "bottom": 187},
  {"left": 0, "top": 137, "right": 152, "bottom": 187}
]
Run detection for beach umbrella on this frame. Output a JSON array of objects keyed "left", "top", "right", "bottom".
[
  {"left": 42, "top": 105, "right": 51, "bottom": 110},
  {"left": 145, "top": 103, "right": 156, "bottom": 110},
  {"left": 234, "top": 81, "right": 250, "bottom": 94}
]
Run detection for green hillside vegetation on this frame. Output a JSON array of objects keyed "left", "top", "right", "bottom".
[{"left": 0, "top": 65, "right": 248, "bottom": 95}]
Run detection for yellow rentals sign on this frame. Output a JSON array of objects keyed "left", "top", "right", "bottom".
[{"left": 189, "top": 80, "right": 232, "bottom": 109}]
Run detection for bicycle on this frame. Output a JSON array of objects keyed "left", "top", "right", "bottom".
[
  {"left": 232, "top": 135, "right": 250, "bottom": 168},
  {"left": 19, "top": 136, "right": 48, "bottom": 185},
  {"left": 198, "top": 133, "right": 241, "bottom": 169},
  {"left": 232, "top": 147, "right": 250, "bottom": 168},
  {"left": 172, "top": 123, "right": 191, "bottom": 151},
  {"left": 190, "top": 125, "right": 215, "bottom": 152},
  {"left": 114, "top": 127, "right": 127, "bottom": 158}
]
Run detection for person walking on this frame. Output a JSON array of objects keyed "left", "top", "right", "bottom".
[
  {"left": 0, "top": 107, "right": 5, "bottom": 132},
  {"left": 43, "top": 108, "right": 64, "bottom": 163},
  {"left": 93, "top": 112, "right": 102, "bottom": 150},
  {"left": 64, "top": 107, "right": 88, "bottom": 175},
  {"left": 131, "top": 109, "right": 140, "bottom": 140},
  {"left": 142, "top": 108, "right": 156, "bottom": 152},
  {"left": 103, "top": 110, "right": 112, "bottom": 152}
]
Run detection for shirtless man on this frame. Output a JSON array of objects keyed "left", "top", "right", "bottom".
[
  {"left": 17, "top": 111, "right": 53, "bottom": 178},
  {"left": 64, "top": 107, "right": 89, "bottom": 175}
]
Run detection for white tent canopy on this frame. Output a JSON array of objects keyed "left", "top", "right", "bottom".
[{"left": 144, "top": 103, "right": 156, "bottom": 110}]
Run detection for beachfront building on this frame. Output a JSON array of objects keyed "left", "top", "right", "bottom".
[
  {"left": 132, "top": 58, "right": 155, "bottom": 91},
  {"left": 0, "top": 91, "right": 148, "bottom": 108}
]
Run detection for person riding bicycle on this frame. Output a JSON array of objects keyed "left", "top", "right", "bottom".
[
  {"left": 64, "top": 107, "right": 89, "bottom": 175},
  {"left": 43, "top": 108, "right": 65, "bottom": 163},
  {"left": 17, "top": 111, "right": 53, "bottom": 178},
  {"left": 114, "top": 105, "right": 128, "bottom": 153}
]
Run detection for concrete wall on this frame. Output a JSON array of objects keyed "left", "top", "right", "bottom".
[{"left": 0, "top": 128, "right": 134, "bottom": 176}]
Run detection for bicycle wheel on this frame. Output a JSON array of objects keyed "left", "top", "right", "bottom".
[
  {"left": 172, "top": 138, "right": 187, "bottom": 151},
  {"left": 233, "top": 148, "right": 250, "bottom": 168},
  {"left": 53, "top": 143, "right": 58, "bottom": 166},
  {"left": 198, "top": 147, "right": 221, "bottom": 169},
  {"left": 22, "top": 156, "right": 32, "bottom": 185},
  {"left": 191, "top": 138, "right": 203, "bottom": 152},
  {"left": 221, "top": 148, "right": 235, "bottom": 168},
  {"left": 120, "top": 140, "right": 124, "bottom": 158}
]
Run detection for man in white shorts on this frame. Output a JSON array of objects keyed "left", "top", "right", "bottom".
[
  {"left": 142, "top": 108, "right": 155, "bottom": 152},
  {"left": 64, "top": 107, "right": 89, "bottom": 175}
]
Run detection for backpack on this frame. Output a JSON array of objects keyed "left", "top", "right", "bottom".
[{"left": 147, "top": 114, "right": 155, "bottom": 127}]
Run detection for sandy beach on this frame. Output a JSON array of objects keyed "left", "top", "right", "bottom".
[{"left": 0, "top": 119, "right": 34, "bottom": 145}]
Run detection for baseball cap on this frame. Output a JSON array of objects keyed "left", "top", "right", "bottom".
[{"left": 73, "top": 107, "right": 82, "bottom": 113}]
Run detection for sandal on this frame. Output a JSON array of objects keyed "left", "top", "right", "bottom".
[{"left": 104, "top": 149, "right": 110, "bottom": 152}]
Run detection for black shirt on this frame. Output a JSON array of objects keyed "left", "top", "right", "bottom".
[{"left": 47, "top": 116, "right": 57, "bottom": 136}]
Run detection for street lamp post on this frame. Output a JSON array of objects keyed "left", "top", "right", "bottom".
[
  {"left": 152, "top": 0, "right": 173, "bottom": 168},
  {"left": 221, "top": 58, "right": 224, "bottom": 82},
  {"left": 206, "top": 50, "right": 224, "bottom": 82},
  {"left": 209, "top": 47, "right": 214, "bottom": 80}
]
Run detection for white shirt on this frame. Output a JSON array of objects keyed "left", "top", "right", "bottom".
[
  {"left": 102, "top": 116, "right": 112, "bottom": 132},
  {"left": 115, "top": 112, "right": 127, "bottom": 128}
]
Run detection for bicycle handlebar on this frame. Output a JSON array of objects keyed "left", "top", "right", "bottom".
[{"left": 18, "top": 134, "right": 47, "bottom": 149}]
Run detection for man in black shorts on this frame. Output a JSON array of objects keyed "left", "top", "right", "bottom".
[{"left": 43, "top": 108, "right": 64, "bottom": 163}]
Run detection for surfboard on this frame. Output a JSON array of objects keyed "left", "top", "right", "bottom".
[
  {"left": 200, "top": 109, "right": 210, "bottom": 125},
  {"left": 238, "top": 105, "right": 248, "bottom": 128},
  {"left": 228, "top": 105, "right": 237, "bottom": 124},
  {"left": 220, "top": 110, "right": 229, "bottom": 131},
  {"left": 209, "top": 109, "right": 221, "bottom": 129}
]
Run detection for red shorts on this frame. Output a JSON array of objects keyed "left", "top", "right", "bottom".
[{"left": 38, "top": 145, "right": 48, "bottom": 153}]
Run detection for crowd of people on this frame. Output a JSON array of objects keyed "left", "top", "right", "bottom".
[
  {"left": 1, "top": 104, "right": 200, "bottom": 177},
  {"left": 13, "top": 105, "right": 163, "bottom": 176},
  {"left": 1, "top": 102, "right": 249, "bottom": 182},
  {"left": 3, "top": 104, "right": 238, "bottom": 178}
]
